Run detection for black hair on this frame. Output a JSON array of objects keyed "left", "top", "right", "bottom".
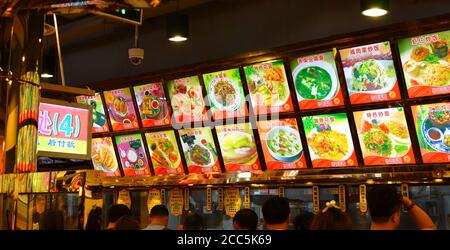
[
  {"left": 115, "top": 215, "right": 140, "bottom": 230},
  {"left": 150, "top": 204, "right": 169, "bottom": 218},
  {"left": 293, "top": 211, "right": 315, "bottom": 230},
  {"left": 309, "top": 207, "right": 353, "bottom": 230},
  {"left": 367, "top": 185, "right": 402, "bottom": 223},
  {"left": 183, "top": 213, "right": 204, "bottom": 230},
  {"left": 233, "top": 208, "right": 258, "bottom": 230},
  {"left": 85, "top": 207, "right": 102, "bottom": 230},
  {"left": 262, "top": 196, "right": 290, "bottom": 225},
  {"left": 107, "top": 204, "right": 131, "bottom": 224}
]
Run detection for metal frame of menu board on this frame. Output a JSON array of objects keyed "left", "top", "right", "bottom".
[
  {"left": 37, "top": 98, "right": 93, "bottom": 161},
  {"left": 84, "top": 13, "right": 450, "bottom": 180}
]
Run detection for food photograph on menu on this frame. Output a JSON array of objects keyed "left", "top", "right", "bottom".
[
  {"left": 167, "top": 76, "right": 207, "bottom": 123},
  {"left": 257, "top": 118, "right": 307, "bottom": 170},
  {"left": 203, "top": 68, "right": 248, "bottom": 119},
  {"left": 339, "top": 41, "right": 401, "bottom": 104},
  {"left": 91, "top": 137, "right": 121, "bottom": 177},
  {"left": 398, "top": 30, "right": 450, "bottom": 98},
  {"left": 411, "top": 102, "right": 450, "bottom": 163},
  {"left": 354, "top": 107, "right": 415, "bottom": 166},
  {"left": 302, "top": 113, "right": 358, "bottom": 168},
  {"left": 243, "top": 60, "right": 294, "bottom": 114},
  {"left": 178, "top": 127, "right": 221, "bottom": 174},
  {"left": 133, "top": 82, "right": 171, "bottom": 127},
  {"left": 115, "top": 134, "right": 151, "bottom": 176},
  {"left": 145, "top": 130, "right": 184, "bottom": 175},
  {"left": 290, "top": 51, "right": 344, "bottom": 110},
  {"left": 76, "top": 93, "right": 109, "bottom": 133},
  {"left": 103, "top": 88, "right": 139, "bottom": 131},
  {"left": 215, "top": 123, "right": 261, "bottom": 172}
]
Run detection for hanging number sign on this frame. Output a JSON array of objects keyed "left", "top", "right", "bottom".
[
  {"left": 169, "top": 188, "right": 183, "bottom": 216},
  {"left": 161, "top": 188, "right": 166, "bottom": 205},
  {"left": 244, "top": 187, "right": 250, "bottom": 209},
  {"left": 401, "top": 183, "right": 409, "bottom": 212},
  {"left": 147, "top": 188, "right": 162, "bottom": 214},
  {"left": 279, "top": 186, "right": 285, "bottom": 198},
  {"left": 312, "top": 186, "right": 320, "bottom": 214},
  {"left": 117, "top": 189, "right": 131, "bottom": 208},
  {"left": 224, "top": 188, "right": 241, "bottom": 218},
  {"left": 206, "top": 187, "right": 212, "bottom": 211},
  {"left": 338, "top": 185, "right": 346, "bottom": 212},
  {"left": 217, "top": 188, "right": 224, "bottom": 211},
  {"left": 359, "top": 184, "right": 367, "bottom": 213},
  {"left": 184, "top": 188, "right": 190, "bottom": 211}
]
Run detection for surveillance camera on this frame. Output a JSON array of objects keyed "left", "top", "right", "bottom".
[{"left": 128, "top": 48, "right": 144, "bottom": 65}]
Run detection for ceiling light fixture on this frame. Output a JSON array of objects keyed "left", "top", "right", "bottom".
[
  {"left": 361, "top": 0, "right": 389, "bottom": 17},
  {"left": 167, "top": 0, "right": 188, "bottom": 42},
  {"left": 167, "top": 13, "right": 189, "bottom": 42}
]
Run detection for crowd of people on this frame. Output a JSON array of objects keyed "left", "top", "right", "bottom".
[{"left": 85, "top": 185, "right": 435, "bottom": 230}]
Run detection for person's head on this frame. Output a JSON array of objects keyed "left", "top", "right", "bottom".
[
  {"left": 107, "top": 204, "right": 131, "bottom": 229},
  {"left": 183, "top": 213, "right": 204, "bottom": 230},
  {"left": 367, "top": 185, "right": 403, "bottom": 229},
  {"left": 233, "top": 208, "right": 258, "bottom": 230},
  {"left": 262, "top": 196, "right": 290, "bottom": 230},
  {"left": 85, "top": 207, "right": 102, "bottom": 230},
  {"left": 293, "top": 211, "right": 315, "bottom": 230},
  {"left": 115, "top": 215, "right": 140, "bottom": 230},
  {"left": 149, "top": 205, "right": 169, "bottom": 226},
  {"left": 309, "top": 201, "right": 353, "bottom": 230}
]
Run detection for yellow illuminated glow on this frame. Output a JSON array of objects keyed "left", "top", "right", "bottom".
[
  {"left": 169, "top": 35, "right": 188, "bottom": 42},
  {"left": 362, "top": 8, "right": 388, "bottom": 17}
]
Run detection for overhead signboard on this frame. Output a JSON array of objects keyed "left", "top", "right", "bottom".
[{"left": 37, "top": 98, "right": 92, "bottom": 160}]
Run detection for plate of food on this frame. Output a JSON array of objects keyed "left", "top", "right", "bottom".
[
  {"left": 218, "top": 131, "right": 257, "bottom": 164},
  {"left": 188, "top": 143, "right": 215, "bottom": 167},
  {"left": 266, "top": 126, "right": 302, "bottom": 162},
  {"left": 421, "top": 108, "right": 450, "bottom": 153},
  {"left": 402, "top": 42, "right": 450, "bottom": 87},
  {"left": 248, "top": 67, "right": 290, "bottom": 106},
  {"left": 360, "top": 117, "right": 411, "bottom": 157},
  {"left": 208, "top": 78, "right": 242, "bottom": 111},
  {"left": 307, "top": 124, "right": 353, "bottom": 161},
  {"left": 138, "top": 91, "right": 163, "bottom": 119},
  {"left": 92, "top": 145, "right": 118, "bottom": 173},
  {"left": 171, "top": 86, "right": 204, "bottom": 117},
  {"left": 150, "top": 138, "right": 179, "bottom": 169},
  {"left": 293, "top": 61, "right": 338, "bottom": 100},
  {"left": 345, "top": 59, "right": 396, "bottom": 94}
]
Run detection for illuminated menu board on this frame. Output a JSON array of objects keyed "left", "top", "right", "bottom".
[
  {"left": 103, "top": 88, "right": 139, "bottom": 131},
  {"left": 203, "top": 69, "right": 248, "bottom": 119},
  {"left": 178, "top": 127, "right": 221, "bottom": 174},
  {"left": 134, "top": 82, "right": 171, "bottom": 127},
  {"left": 215, "top": 123, "right": 261, "bottom": 172},
  {"left": 411, "top": 102, "right": 450, "bottom": 163},
  {"left": 37, "top": 99, "right": 92, "bottom": 160},
  {"left": 243, "top": 60, "right": 294, "bottom": 114},
  {"left": 167, "top": 76, "right": 207, "bottom": 123},
  {"left": 354, "top": 107, "right": 415, "bottom": 165},
  {"left": 290, "top": 51, "right": 344, "bottom": 110},
  {"left": 76, "top": 93, "right": 109, "bottom": 133},
  {"left": 339, "top": 41, "right": 401, "bottom": 104},
  {"left": 115, "top": 134, "right": 150, "bottom": 176},
  {"left": 257, "top": 118, "right": 307, "bottom": 170},
  {"left": 302, "top": 113, "right": 357, "bottom": 168},
  {"left": 145, "top": 130, "right": 184, "bottom": 175},
  {"left": 398, "top": 30, "right": 450, "bottom": 98},
  {"left": 91, "top": 137, "right": 121, "bottom": 177}
]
